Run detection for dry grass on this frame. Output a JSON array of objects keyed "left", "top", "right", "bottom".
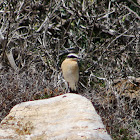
[{"left": 0, "top": 0, "right": 140, "bottom": 139}]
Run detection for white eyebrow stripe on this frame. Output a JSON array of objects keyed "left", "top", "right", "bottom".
[{"left": 67, "top": 53, "right": 78, "bottom": 58}]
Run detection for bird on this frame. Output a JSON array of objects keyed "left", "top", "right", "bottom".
[{"left": 61, "top": 53, "right": 79, "bottom": 93}]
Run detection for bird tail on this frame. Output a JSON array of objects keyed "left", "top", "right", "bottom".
[
  {"left": 70, "top": 88, "right": 78, "bottom": 94},
  {"left": 69, "top": 83, "right": 78, "bottom": 93}
]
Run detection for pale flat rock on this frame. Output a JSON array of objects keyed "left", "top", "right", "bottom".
[{"left": 0, "top": 93, "right": 112, "bottom": 140}]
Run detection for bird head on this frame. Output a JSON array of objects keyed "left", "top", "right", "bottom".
[{"left": 67, "top": 53, "right": 79, "bottom": 61}]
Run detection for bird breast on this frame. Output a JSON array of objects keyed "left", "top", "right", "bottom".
[{"left": 61, "top": 59, "right": 79, "bottom": 83}]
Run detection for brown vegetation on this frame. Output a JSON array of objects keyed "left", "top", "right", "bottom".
[{"left": 0, "top": 0, "right": 139, "bottom": 139}]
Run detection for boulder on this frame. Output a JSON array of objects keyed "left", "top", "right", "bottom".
[{"left": 0, "top": 93, "right": 112, "bottom": 140}]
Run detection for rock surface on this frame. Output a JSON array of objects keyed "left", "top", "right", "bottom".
[{"left": 0, "top": 93, "right": 112, "bottom": 140}]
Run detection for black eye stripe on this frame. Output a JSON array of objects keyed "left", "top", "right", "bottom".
[{"left": 67, "top": 55, "right": 77, "bottom": 58}]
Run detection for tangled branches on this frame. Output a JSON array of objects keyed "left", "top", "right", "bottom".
[{"left": 0, "top": 0, "right": 139, "bottom": 139}]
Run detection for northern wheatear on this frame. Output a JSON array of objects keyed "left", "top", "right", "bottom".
[{"left": 61, "top": 53, "right": 79, "bottom": 93}]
